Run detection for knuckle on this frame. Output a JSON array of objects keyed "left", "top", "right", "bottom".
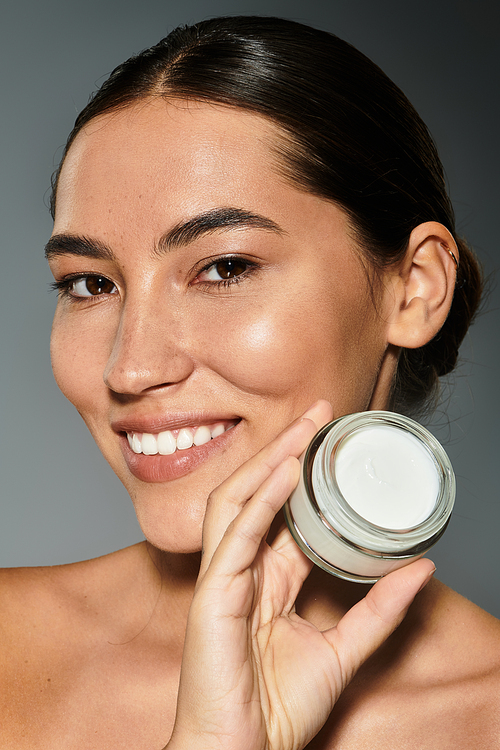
[
  {"left": 205, "top": 487, "right": 219, "bottom": 510},
  {"left": 364, "top": 590, "right": 387, "bottom": 624}
]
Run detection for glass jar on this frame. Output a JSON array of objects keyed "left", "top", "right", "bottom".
[{"left": 284, "top": 411, "right": 455, "bottom": 583}]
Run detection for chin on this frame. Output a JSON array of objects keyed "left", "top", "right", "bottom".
[{"left": 130, "top": 485, "right": 206, "bottom": 554}]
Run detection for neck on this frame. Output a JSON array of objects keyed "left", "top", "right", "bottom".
[
  {"left": 141, "top": 530, "right": 372, "bottom": 636},
  {"left": 145, "top": 540, "right": 202, "bottom": 585},
  {"left": 294, "top": 564, "right": 373, "bottom": 628}
]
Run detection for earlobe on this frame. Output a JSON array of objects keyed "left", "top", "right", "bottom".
[{"left": 386, "top": 222, "right": 458, "bottom": 349}]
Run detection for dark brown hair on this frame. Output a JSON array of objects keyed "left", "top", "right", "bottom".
[{"left": 50, "top": 15, "right": 483, "bottom": 416}]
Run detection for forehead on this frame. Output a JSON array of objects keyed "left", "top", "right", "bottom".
[
  {"left": 55, "top": 100, "right": 284, "bottom": 222},
  {"left": 53, "top": 98, "right": 356, "bottom": 266}
]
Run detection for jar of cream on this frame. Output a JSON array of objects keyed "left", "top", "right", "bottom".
[{"left": 284, "top": 411, "right": 455, "bottom": 583}]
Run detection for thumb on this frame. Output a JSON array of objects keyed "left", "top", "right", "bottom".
[{"left": 326, "top": 558, "right": 435, "bottom": 687}]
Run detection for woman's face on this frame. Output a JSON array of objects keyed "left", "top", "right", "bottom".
[{"left": 48, "top": 99, "right": 393, "bottom": 552}]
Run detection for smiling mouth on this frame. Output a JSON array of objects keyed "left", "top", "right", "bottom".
[{"left": 126, "top": 422, "right": 236, "bottom": 456}]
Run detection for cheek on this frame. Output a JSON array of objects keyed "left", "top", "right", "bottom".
[
  {"left": 225, "top": 315, "right": 299, "bottom": 393},
  {"left": 193, "top": 299, "right": 348, "bottom": 400},
  {"left": 192, "top": 282, "right": 386, "bottom": 413},
  {"left": 50, "top": 309, "right": 108, "bottom": 416}
]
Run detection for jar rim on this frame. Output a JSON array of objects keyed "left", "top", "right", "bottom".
[{"left": 305, "top": 411, "right": 455, "bottom": 555}]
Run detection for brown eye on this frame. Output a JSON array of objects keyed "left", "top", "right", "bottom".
[
  {"left": 202, "top": 258, "right": 249, "bottom": 282},
  {"left": 86, "top": 276, "right": 115, "bottom": 295},
  {"left": 215, "top": 259, "right": 248, "bottom": 279},
  {"left": 71, "top": 275, "right": 117, "bottom": 297}
]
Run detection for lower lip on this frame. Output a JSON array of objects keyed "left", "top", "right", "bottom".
[{"left": 119, "top": 425, "right": 238, "bottom": 483}]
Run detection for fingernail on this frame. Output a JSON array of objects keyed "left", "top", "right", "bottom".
[
  {"left": 302, "top": 400, "right": 321, "bottom": 417},
  {"left": 418, "top": 565, "right": 436, "bottom": 593}
]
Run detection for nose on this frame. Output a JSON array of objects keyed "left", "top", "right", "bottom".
[{"left": 103, "top": 300, "right": 195, "bottom": 395}]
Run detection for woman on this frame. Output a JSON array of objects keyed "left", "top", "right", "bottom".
[{"left": 1, "top": 16, "right": 499, "bottom": 749}]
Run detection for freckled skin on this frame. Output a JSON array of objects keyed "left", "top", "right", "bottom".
[
  {"left": 49, "top": 99, "right": 392, "bottom": 553},
  {"left": 2, "top": 98, "right": 497, "bottom": 750}
]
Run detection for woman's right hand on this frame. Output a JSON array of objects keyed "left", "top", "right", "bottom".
[{"left": 166, "top": 400, "right": 435, "bottom": 750}]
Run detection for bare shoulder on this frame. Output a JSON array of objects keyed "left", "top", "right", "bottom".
[
  {"left": 389, "top": 580, "right": 500, "bottom": 748},
  {"left": 0, "top": 543, "right": 147, "bottom": 625},
  {"left": 409, "top": 579, "right": 500, "bottom": 690},
  {"left": 0, "top": 544, "right": 186, "bottom": 748},
  {"left": 0, "top": 543, "right": 150, "bottom": 676},
  {"left": 308, "top": 576, "right": 500, "bottom": 749}
]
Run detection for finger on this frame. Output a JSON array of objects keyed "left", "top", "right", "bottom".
[
  {"left": 204, "top": 456, "right": 301, "bottom": 581},
  {"left": 200, "top": 400, "right": 333, "bottom": 575},
  {"left": 200, "top": 419, "right": 315, "bottom": 577},
  {"left": 324, "top": 558, "right": 436, "bottom": 687},
  {"left": 296, "top": 399, "right": 333, "bottom": 431},
  {"left": 270, "top": 522, "right": 314, "bottom": 583}
]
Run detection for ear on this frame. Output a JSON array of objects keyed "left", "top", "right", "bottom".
[{"left": 385, "top": 222, "right": 459, "bottom": 349}]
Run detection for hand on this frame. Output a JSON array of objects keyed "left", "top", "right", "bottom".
[{"left": 167, "top": 401, "right": 435, "bottom": 750}]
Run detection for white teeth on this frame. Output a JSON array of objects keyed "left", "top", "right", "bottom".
[
  {"left": 127, "top": 422, "right": 234, "bottom": 455},
  {"left": 141, "top": 432, "right": 158, "bottom": 455},
  {"left": 158, "top": 430, "right": 176, "bottom": 455},
  {"left": 193, "top": 425, "right": 211, "bottom": 446},
  {"left": 132, "top": 433, "right": 142, "bottom": 454},
  {"left": 177, "top": 428, "right": 194, "bottom": 450}
]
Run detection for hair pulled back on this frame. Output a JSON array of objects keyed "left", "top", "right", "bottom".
[{"left": 51, "top": 15, "right": 483, "bottom": 416}]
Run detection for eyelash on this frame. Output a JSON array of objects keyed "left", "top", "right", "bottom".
[
  {"left": 50, "top": 255, "right": 260, "bottom": 300},
  {"left": 192, "top": 255, "right": 260, "bottom": 290},
  {"left": 50, "top": 275, "right": 117, "bottom": 301}
]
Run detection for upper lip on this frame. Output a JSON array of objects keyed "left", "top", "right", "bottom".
[{"left": 111, "top": 411, "right": 241, "bottom": 435}]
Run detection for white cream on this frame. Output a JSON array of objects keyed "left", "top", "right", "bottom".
[
  {"left": 332, "top": 426, "right": 438, "bottom": 530},
  {"left": 285, "top": 412, "right": 455, "bottom": 583}
]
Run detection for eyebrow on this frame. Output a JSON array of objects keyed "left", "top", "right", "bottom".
[
  {"left": 156, "top": 207, "right": 284, "bottom": 253},
  {"left": 44, "top": 234, "right": 114, "bottom": 261},
  {"left": 45, "top": 207, "right": 284, "bottom": 261}
]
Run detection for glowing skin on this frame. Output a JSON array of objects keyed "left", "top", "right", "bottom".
[{"left": 48, "top": 99, "right": 395, "bottom": 553}]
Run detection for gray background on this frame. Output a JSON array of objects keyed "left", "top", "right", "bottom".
[{"left": 1, "top": 0, "right": 499, "bottom": 617}]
